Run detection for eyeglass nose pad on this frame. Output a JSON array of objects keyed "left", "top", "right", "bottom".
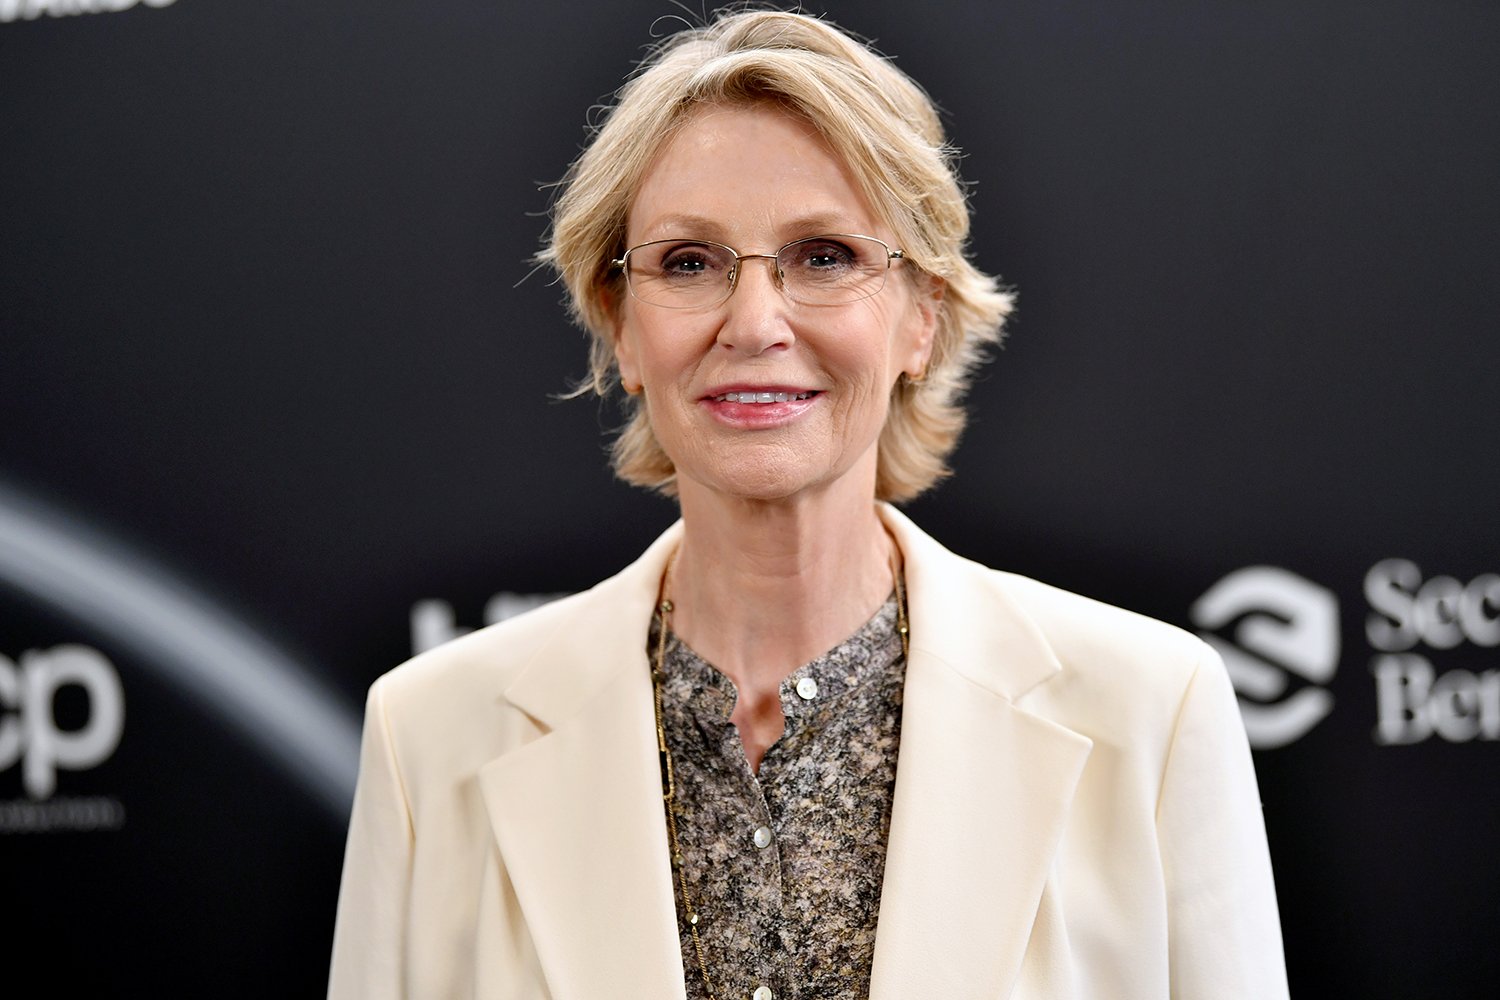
[{"left": 732, "top": 254, "right": 787, "bottom": 296}]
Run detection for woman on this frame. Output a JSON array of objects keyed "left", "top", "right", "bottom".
[{"left": 328, "top": 11, "right": 1288, "bottom": 1000}]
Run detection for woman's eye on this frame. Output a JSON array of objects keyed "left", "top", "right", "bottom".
[
  {"left": 795, "top": 241, "right": 855, "bottom": 269},
  {"left": 658, "top": 246, "right": 722, "bottom": 277},
  {"left": 664, "top": 255, "right": 707, "bottom": 272}
]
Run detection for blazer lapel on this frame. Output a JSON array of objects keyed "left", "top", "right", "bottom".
[
  {"left": 476, "top": 526, "right": 688, "bottom": 1000},
  {"left": 871, "top": 508, "right": 1094, "bottom": 1000}
]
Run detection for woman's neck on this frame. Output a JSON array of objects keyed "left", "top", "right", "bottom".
[
  {"left": 667, "top": 475, "right": 898, "bottom": 773},
  {"left": 668, "top": 477, "right": 896, "bottom": 701}
]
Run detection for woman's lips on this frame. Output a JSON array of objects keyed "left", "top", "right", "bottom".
[
  {"left": 708, "top": 390, "right": 817, "bottom": 403},
  {"left": 700, "top": 388, "right": 822, "bottom": 427}
]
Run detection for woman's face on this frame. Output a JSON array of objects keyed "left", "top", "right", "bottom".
[{"left": 614, "top": 104, "right": 938, "bottom": 505}]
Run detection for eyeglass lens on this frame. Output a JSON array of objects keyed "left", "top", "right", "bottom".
[{"left": 624, "top": 235, "right": 891, "bottom": 308}]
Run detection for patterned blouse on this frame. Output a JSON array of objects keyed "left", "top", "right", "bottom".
[{"left": 654, "top": 595, "right": 907, "bottom": 1000}]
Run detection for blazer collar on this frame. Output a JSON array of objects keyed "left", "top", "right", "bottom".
[
  {"left": 879, "top": 504, "right": 1065, "bottom": 700},
  {"left": 501, "top": 520, "right": 682, "bottom": 730},
  {"left": 503, "top": 504, "right": 1064, "bottom": 726},
  {"left": 479, "top": 508, "right": 1091, "bottom": 1000}
]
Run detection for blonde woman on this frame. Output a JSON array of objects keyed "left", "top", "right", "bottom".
[{"left": 329, "top": 11, "right": 1288, "bottom": 999}]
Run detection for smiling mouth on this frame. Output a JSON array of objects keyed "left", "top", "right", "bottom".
[{"left": 709, "top": 391, "right": 820, "bottom": 403}]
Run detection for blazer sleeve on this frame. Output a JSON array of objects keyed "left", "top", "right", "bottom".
[
  {"left": 1157, "top": 642, "right": 1290, "bottom": 1000},
  {"left": 327, "top": 677, "right": 413, "bottom": 1000}
]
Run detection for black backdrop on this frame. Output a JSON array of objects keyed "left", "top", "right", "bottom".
[{"left": 2, "top": 1, "right": 1496, "bottom": 996}]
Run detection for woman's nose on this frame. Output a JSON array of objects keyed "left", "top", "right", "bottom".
[{"left": 716, "top": 257, "right": 795, "bottom": 355}]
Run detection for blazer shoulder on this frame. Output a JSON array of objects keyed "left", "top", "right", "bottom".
[
  {"left": 356, "top": 585, "right": 619, "bottom": 795},
  {"left": 372, "top": 587, "right": 591, "bottom": 714},
  {"left": 976, "top": 569, "right": 1233, "bottom": 771},
  {"left": 990, "top": 569, "right": 1216, "bottom": 695},
  {"left": 368, "top": 516, "right": 678, "bottom": 732},
  {"left": 887, "top": 506, "right": 1216, "bottom": 708}
]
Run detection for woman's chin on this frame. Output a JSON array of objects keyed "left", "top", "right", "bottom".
[
  {"left": 680, "top": 452, "right": 877, "bottom": 507},
  {"left": 704, "top": 472, "right": 811, "bottom": 504},
  {"left": 679, "top": 455, "right": 823, "bottom": 504}
]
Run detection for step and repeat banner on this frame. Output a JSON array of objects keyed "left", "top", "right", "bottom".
[{"left": 2, "top": 1, "right": 1495, "bottom": 995}]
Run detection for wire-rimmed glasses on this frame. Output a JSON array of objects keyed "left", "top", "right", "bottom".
[{"left": 611, "top": 234, "right": 905, "bottom": 309}]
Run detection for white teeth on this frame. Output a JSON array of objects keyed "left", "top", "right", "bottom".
[{"left": 714, "top": 391, "right": 814, "bottom": 403}]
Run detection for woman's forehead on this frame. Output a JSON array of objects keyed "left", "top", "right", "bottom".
[{"left": 625, "top": 103, "right": 882, "bottom": 245}]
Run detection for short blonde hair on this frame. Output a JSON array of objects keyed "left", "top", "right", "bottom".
[{"left": 539, "top": 9, "right": 1013, "bottom": 502}]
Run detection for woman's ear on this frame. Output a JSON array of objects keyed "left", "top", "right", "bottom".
[
  {"left": 612, "top": 309, "right": 644, "bottom": 395},
  {"left": 902, "top": 274, "right": 943, "bottom": 379},
  {"left": 597, "top": 282, "right": 643, "bottom": 393}
]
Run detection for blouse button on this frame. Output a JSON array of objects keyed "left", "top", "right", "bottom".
[
  {"left": 753, "top": 825, "right": 773, "bottom": 849},
  {"left": 753, "top": 987, "right": 774, "bottom": 1000},
  {"left": 795, "top": 677, "right": 819, "bottom": 700}
]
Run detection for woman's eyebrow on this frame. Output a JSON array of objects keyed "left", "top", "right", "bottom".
[{"left": 636, "top": 211, "right": 869, "bottom": 243}]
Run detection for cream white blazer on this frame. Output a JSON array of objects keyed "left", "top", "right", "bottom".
[{"left": 328, "top": 507, "right": 1288, "bottom": 999}]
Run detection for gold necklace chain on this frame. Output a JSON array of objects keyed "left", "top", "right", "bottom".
[{"left": 648, "top": 546, "right": 909, "bottom": 1000}]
